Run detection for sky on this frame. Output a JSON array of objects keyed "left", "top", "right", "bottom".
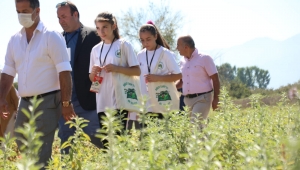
[{"left": 0, "top": 0, "right": 299, "bottom": 88}]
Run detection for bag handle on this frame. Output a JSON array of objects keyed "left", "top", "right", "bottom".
[
  {"left": 119, "top": 39, "right": 125, "bottom": 66},
  {"left": 153, "top": 48, "right": 165, "bottom": 74}
]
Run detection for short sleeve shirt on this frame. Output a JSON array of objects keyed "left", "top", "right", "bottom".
[
  {"left": 137, "top": 46, "right": 181, "bottom": 111},
  {"left": 180, "top": 48, "right": 217, "bottom": 95},
  {"left": 89, "top": 39, "right": 139, "bottom": 113}
]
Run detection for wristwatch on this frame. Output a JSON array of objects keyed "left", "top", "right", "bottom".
[{"left": 62, "top": 100, "right": 72, "bottom": 107}]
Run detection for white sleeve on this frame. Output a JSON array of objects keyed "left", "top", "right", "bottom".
[
  {"left": 124, "top": 41, "right": 139, "bottom": 67},
  {"left": 89, "top": 47, "right": 96, "bottom": 73},
  {"left": 2, "top": 37, "right": 17, "bottom": 77},
  {"left": 47, "top": 31, "right": 72, "bottom": 73},
  {"left": 165, "top": 50, "right": 181, "bottom": 74}
]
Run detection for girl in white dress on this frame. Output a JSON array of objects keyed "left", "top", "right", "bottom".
[
  {"left": 89, "top": 12, "right": 140, "bottom": 131},
  {"left": 137, "top": 21, "right": 182, "bottom": 118}
]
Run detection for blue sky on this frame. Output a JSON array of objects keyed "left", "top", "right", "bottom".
[{"left": 0, "top": 0, "right": 299, "bottom": 88}]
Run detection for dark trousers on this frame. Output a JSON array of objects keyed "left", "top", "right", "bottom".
[{"left": 15, "top": 91, "right": 61, "bottom": 170}]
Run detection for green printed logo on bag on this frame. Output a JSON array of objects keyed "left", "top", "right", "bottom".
[
  {"left": 155, "top": 85, "right": 172, "bottom": 103},
  {"left": 124, "top": 82, "right": 138, "bottom": 105},
  {"left": 156, "top": 90, "right": 171, "bottom": 101}
]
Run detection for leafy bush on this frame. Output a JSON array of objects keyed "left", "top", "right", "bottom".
[{"left": 1, "top": 88, "right": 300, "bottom": 169}]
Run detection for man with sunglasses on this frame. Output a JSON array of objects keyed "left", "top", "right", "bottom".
[
  {"left": 0, "top": 0, "right": 75, "bottom": 168},
  {"left": 56, "top": 1, "right": 102, "bottom": 153}
]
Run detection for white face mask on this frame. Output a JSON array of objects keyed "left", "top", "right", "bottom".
[{"left": 18, "top": 9, "right": 37, "bottom": 28}]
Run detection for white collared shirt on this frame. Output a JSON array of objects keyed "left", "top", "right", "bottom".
[{"left": 2, "top": 21, "right": 72, "bottom": 97}]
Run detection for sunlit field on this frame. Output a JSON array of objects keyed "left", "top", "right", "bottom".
[{"left": 1, "top": 88, "right": 300, "bottom": 169}]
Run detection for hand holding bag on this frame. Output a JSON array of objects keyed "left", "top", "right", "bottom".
[
  {"left": 147, "top": 48, "right": 180, "bottom": 113},
  {"left": 112, "top": 40, "right": 142, "bottom": 112}
]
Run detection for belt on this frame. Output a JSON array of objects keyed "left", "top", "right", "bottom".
[
  {"left": 184, "top": 90, "right": 213, "bottom": 98},
  {"left": 22, "top": 90, "right": 60, "bottom": 101}
]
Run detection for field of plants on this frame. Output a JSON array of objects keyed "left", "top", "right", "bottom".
[{"left": 1, "top": 88, "right": 300, "bottom": 170}]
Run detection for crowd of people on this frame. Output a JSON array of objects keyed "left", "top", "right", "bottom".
[{"left": 0, "top": 0, "right": 220, "bottom": 169}]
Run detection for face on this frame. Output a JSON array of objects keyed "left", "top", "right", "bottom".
[
  {"left": 57, "top": 5, "right": 78, "bottom": 32},
  {"left": 176, "top": 39, "right": 187, "bottom": 56},
  {"left": 139, "top": 31, "right": 157, "bottom": 50},
  {"left": 16, "top": 1, "right": 39, "bottom": 21},
  {"left": 95, "top": 21, "right": 116, "bottom": 41}
]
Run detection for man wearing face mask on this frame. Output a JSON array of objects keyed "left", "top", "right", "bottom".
[
  {"left": 0, "top": 0, "right": 75, "bottom": 168},
  {"left": 56, "top": 1, "right": 102, "bottom": 153}
]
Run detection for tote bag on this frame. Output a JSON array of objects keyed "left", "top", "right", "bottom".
[
  {"left": 112, "top": 40, "right": 142, "bottom": 112},
  {"left": 147, "top": 49, "right": 180, "bottom": 113}
]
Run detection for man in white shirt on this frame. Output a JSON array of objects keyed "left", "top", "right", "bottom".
[{"left": 0, "top": 0, "right": 75, "bottom": 169}]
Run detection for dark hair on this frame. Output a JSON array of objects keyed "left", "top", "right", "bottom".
[
  {"left": 94, "top": 12, "right": 120, "bottom": 39},
  {"left": 16, "top": 0, "right": 40, "bottom": 9},
  {"left": 66, "top": 1, "right": 80, "bottom": 19},
  {"left": 139, "top": 23, "right": 170, "bottom": 50},
  {"left": 56, "top": 1, "right": 80, "bottom": 19},
  {"left": 180, "top": 35, "right": 195, "bottom": 49}
]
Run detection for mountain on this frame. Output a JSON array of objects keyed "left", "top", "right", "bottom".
[{"left": 204, "top": 34, "right": 300, "bottom": 89}]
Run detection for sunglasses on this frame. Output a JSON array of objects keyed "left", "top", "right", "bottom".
[
  {"left": 56, "top": 1, "right": 68, "bottom": 8},
  {"left": 56, "top": 1, "right": 78, "bottom": 13}
]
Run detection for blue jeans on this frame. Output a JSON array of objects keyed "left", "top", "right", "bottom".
[{"left": 58, "top": 100, "right": 102, "bottom": 154}]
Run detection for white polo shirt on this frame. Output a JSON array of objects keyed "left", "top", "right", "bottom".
[{"left": 2, "top": 21, "right": 72, "bottom": 97}]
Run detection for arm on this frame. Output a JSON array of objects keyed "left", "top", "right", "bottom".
[
  {"left": 145, "top": 73, "right": 182, "bottom": 83},
  {"left": 59, "top": 71, "right": 76, "bottom": 121},
  {"left": 103, "top": 65, "right": 141, "bottom": 76},
  {"left": 9, "top": 85, "right": 19, "bottom": 112},
  {"left": 47, "top": 31, "right": 75, "bottom": 121},
  {"left": 105, "top": 41, "right": 141, "bottom": 76},
  {"left": 0, "top": 73, "right": 14, "bottom": 118},
  {"left": 210, "top": 73, "right": 220, "bottom": 110},
  {"left": 176, "top": 79, "right": 183, "bottom": 89}
]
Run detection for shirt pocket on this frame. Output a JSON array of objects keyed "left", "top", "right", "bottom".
[{"left": 190, "top": 64, "right": 202, "bottom": 77}]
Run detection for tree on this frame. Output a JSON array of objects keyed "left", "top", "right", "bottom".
[
  {"left": 236, "top": 67, "right": 256, "bottom": 89},
  {"left": 255, "top": 69, "right": 270, "bottom": 89},
  {"left": 118, "top": 0, "right": 184, "bottom": 51},
  {"left": 236, "top": 66, "right": 270, "bottom": 89},
  {"left": 229, "top": 79, "right": 251, "bottom": 99},
  {"left": 217, "top": 63, "right": 236, "bottom": 85}
]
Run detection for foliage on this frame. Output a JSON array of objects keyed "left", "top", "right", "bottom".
[
  {"left": 217, "top": 63, "right": 271, "bottom": 99},
  {"left": 1, "top": 88, "right": 300, "bottom": 169},
  {"left": 118, "top": 0, "right": 184, "bottom": 51},
  {"left": 236, "top": 66, "right": 270, "bottom": 89}
]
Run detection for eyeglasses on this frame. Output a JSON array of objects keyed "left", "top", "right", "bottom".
[{"left": 56, "top": 2, "right": 68, "bottom": 8}]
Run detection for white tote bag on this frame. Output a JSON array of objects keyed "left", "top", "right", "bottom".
[
  {"left": 112, "top": 40, "right": 142, "bottom": 112},
  {"left": 147, "top": 49, "right": 180, "bottom": 113}
]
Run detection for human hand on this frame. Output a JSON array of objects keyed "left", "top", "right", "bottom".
[
  {"left": 103, "top": 64, "right": 119, "bottom": 73},
  {"left": 212, "top": 97, "right": 219, "bottom": 111},
  {"left": 62, "top": 104, "right": 76, "bottom": 121},
  {"left": 144, "top": 74, "right": 161, "bottom": 83},
  {"left": 91, "top": 65, "right": 102, "bottom": 75},
  {"left": 0, "top": 99, "right": 9, "bottom": 119}
]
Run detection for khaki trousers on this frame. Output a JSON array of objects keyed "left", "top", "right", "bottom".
[{"left": 184, "top": 92, "right": 213, "bottom": 130}]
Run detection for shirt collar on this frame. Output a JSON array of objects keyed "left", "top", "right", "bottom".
[
  {"left": 21, "top": 21, "right": 44, "bottom": 34},
  {"left": 185, "top": 48, "right": 198, "bottom": 61}
]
